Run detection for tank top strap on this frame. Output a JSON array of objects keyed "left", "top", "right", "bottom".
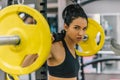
[{"left": 61, "top": 39, "right": 69, "bottom": 51}]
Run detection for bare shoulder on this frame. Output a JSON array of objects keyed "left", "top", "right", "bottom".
[
  {"left": 48, "top": 41, "right": 64, "bottom": 59},
  {"left": 52, "top": 41, "right": 63, "bottom": 50},
  {"left": 48, "top": 41, "right": 65, "bottom": 66}
]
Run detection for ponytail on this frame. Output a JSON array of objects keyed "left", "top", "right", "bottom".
[{"left": 53, "top": 30, "right": 66, "bottom": 43}]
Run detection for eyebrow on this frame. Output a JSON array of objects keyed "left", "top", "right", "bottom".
[
  {"left": 74, "top": 25, "right": 80, "bottom": 27},
  {"left": 74, "top": 25, "right": 87, "bottom": 29}
]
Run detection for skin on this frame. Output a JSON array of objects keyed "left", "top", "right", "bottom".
[
  {"left": 47, "top": 17, "right": 87, "bottom": 80},
  {"left": 24, "top": 17, "right": 35, "bottom": 24}
]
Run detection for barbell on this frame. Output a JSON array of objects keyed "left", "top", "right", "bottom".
[
  {"left": 6, "top": 74, "right": 19, "bottom": 80},
  {"left": 0, "top": 4, "right": 51, "bottom": 75},
  {"left": 0, "top": 4, "right": 105, "bottom": 75}
]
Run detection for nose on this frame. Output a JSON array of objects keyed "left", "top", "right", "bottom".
[{"left": 78, "top": 30, "right": 85, "bottom": 36}]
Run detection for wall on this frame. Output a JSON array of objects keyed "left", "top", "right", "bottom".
[{"left": 82, "top": 0, "right": 120, "bottom": 14}]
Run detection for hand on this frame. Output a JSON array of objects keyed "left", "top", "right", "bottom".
[{"left": 21, "top": 54, "right": 38, "bottom": 67}]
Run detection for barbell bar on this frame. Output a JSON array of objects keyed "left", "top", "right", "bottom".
[{"left": 0, "top": 36, "right": 20, "bottom": 45}]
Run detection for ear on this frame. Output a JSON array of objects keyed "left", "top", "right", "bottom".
[{"left": 64, "top": 23, "right": 69, "bottom": 31}]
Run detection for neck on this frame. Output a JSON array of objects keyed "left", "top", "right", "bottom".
[{"left": 64, "top": 37, "right": 76, "bottom": 50}]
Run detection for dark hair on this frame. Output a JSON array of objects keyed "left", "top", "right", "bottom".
[
  {"left": 62, "top": 4, "right": 88, "bottom": 26},
  {"left": 53, "top": 4, "right": 88, "bottom": 42},
  {"left": 53, "top": 30, "right": 66, "bottom": 42}
]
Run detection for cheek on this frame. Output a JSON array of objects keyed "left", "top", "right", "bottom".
[
  {"left": 70, "top": 31, "right": 78, "bottom": 38},
  {"left": 69, "top": 29, "right": 76, "bottom": 35},
  {"left": 66, "top": 30, "right": 75, "bottom": 37},
  {"left": 83, "top": 31, "right": 86, "bottom": 35}
]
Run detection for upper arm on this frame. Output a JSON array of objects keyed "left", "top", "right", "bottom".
[
  {"left": 48, "top": 33, "right": 54, "bottom": 59},
  {"left": 47, "top": 42, "right": 60, "bottom": 60},
  {"left": 48, "top": 50, "right": 53, "bottom": 59}
]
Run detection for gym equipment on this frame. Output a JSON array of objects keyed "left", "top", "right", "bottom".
[
  {"left": 81, "top": 56, "right": 120, "bottom": 80},
  {"left": 110, "top": 38, "right": 120, "bottom": 55},
  {"left": 6, "top": 74, "right": 19, "bottom": 80},
  {"left": 0, "top": 4, "right": 105, "bottom": 77},
  {"left": 76, "top": 18, "right": 105, "bottom": 56},
  {"left": 0, "top": 4, "right": 51, "bottom": 75}
]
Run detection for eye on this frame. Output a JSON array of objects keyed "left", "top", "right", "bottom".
[
  {"left": 74, "top": 26, "right": 80, "bottom": 30},
  {"left": 83, "top": 27, "right": 87, "bottom": 31}
]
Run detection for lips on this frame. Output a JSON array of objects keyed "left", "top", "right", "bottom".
[{"left": 77, "top": 37, "right": 82, "bottom": 41}]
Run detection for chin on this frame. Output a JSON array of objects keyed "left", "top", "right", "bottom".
[{"left": 76, "top": 40, "right": 81, "bottom": 44}]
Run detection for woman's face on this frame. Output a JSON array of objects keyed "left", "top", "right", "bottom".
[{"left": 64, "top": 17, "right": 87, "bottom": 43}]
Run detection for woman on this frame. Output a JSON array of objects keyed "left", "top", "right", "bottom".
[
  {"left": 47, "top": 4, "right": 88, "bottom": 80},
  {"left": 21, "top": 4, "right": 88, "bottom": 80}
]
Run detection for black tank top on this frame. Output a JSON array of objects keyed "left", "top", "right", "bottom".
[{"left": 48, "top": 39, "right": 80, "bottom": 78}]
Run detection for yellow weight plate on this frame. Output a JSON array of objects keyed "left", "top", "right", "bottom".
[
  {"left": 6, "top": 74, "right": 19, "bottom": 80},
  {"left": 76, "top": 18, "right": 105, "bottom": 56},
  {"left": 0, "top": 5, "right": 51, "bottom": 75}
]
